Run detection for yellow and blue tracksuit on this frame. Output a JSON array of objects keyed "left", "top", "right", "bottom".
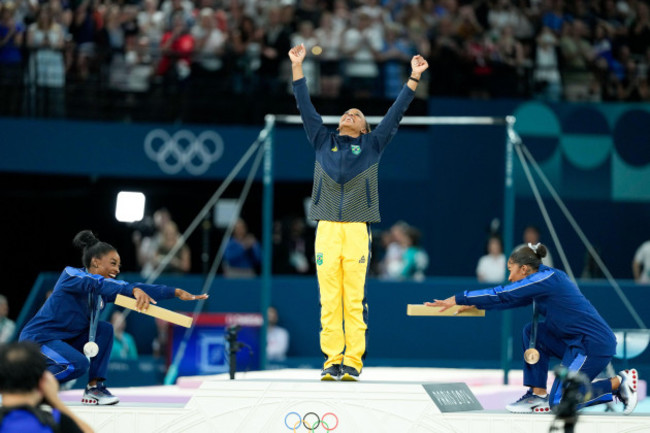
[
  {"left": 292, "top": 77, "right": 415, "bottom": 372},
  {"left": 20, "top": 267, "right": 176, "bottom": 383},
  {"left": 455, "top": 265, "right": 618, "bottom": 410}
]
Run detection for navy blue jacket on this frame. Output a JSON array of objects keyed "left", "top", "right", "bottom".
[
  {"left": 455, "top": 265, "right": 616, "bottom": 356},
  {"left": 20, "top": 267, "right": 176, "bottom": 344},
  {"left": 292, "top": 77, "right": 415, "bottom": 222}
]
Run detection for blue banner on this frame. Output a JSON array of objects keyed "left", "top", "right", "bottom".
[
  {"left": 0, "top": 118, "right": 433, "bottom": 181},
  {"left": 1, "top": 118, "right": 261, "bottom": 179}
]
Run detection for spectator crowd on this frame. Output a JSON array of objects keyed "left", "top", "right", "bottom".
[{"left": 1, "top": 0, "right": 650, "bottom": 121}]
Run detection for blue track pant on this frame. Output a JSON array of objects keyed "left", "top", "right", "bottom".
[
  {"left": 522, "top": 322, "right": 614, "bottom": 410},
  {"left": 40, "top": 321, "right": 114, "bottom": 384}
]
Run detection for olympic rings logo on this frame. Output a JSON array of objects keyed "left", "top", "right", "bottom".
[
  {"left": 144, "top": 129, "right": 224, "bottom": 175},
  {"left": 284, "top": 412, "right": 339, "bottom": 432}
]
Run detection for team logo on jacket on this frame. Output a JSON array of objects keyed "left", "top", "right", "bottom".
[
  {"left": 316, "top": 253, "right": 323, "bottom": 266},
  {"left": 351, "top": 145, "right": 361, "bottom": 155},
  {"left": 331, "top": 146, "right": 338, "bottom": 152},
  {"left": 359, "top": 255, "right": 366, "bottom": 264}
]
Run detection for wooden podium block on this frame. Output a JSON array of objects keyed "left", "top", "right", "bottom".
[
  {"left": 407, "top": 304, "right": 485, "bottom": 317},
  {"left": 115, "top": 294, "right": 193, "bottom": 328}
]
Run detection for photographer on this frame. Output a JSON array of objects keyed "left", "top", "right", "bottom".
[
  {"left": 426, "top": 243, "right": 639, "bottom": 415},
  {"left": 0, "top": 341, "right": 93, "bottom": 433}
]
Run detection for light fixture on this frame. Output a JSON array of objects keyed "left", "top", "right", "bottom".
[{"left": 115, "top": 191, "right": 146, "bottom": 223}]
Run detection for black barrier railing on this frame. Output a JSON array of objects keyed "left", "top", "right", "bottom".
[{"left": 2, "top": 48, "right": 539, "bottom": 123}]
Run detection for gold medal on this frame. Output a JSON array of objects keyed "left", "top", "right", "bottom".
[{"left": 524, "top": 348, "right": 540, "bottom": 364}]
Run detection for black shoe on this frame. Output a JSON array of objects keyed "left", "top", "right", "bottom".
[
  {"left": 340, "top": 365, "right": 360, "bottom": 381},
  {"left": 321, "top": 364, "right": 341, "bottom": 381}
]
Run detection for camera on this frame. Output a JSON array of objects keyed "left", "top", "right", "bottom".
[
  {"left": 226, "top": 325, "right": 241, "bottom": 342},
  {"left": 551, "top": 366, "right": 592, "bottom": 433},
  {"left": 226, "top": 325, "right": 243, "bottom": 380}
]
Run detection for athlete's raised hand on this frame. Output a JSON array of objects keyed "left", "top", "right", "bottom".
[
  {"left": 411, "top": 55, "right": 429, "bottom": 75},
  {"left": 289, "top": 43, "right": 306, "bottom": 65}
]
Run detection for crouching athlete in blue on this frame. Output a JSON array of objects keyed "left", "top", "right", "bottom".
[
  {"left": 20, "top": 230, "right": 208, "bottom": 405},
  {"left": 426, "top": 243, "right": 639, "bottom": 415}
]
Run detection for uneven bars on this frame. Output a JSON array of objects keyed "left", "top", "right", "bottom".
[{"left": 272, "top": 115, "right": 512, "bottom": 126}]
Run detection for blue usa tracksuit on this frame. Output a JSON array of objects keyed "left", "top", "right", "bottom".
[
  {"left": 455, "top": 265, "right": 618, "bottom": 409},
  {"left": 20, "top": 267, "right": 176, "bottom": 383}
]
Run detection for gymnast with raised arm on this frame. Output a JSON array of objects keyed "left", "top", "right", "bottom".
[{"left": 289, "top": 43, "right": 428, "bottom": 381}]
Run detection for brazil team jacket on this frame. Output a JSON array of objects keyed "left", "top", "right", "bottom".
[
  {"left": 292, "top": 77, "right": 415, "bottom": 223},
  {"left": 20, "top": 267, "right": 176, "bottom": 343},
  {"left": 454, "top": 265, "right": 616, "bottom": 356}
]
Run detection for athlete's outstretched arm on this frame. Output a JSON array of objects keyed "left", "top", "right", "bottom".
[
  {"left": 371, "top": 55, "right": 429, "bottom": 149},
  {"left": 289, "top": 43, "right": 328, "bottom": 148},
  {"left": 131, "top": 287, "right": 209, "bottom": 312}
]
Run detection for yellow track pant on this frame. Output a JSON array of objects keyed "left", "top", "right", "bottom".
[{"left": 315, "top": 221, "right": 370, "bottom": 372}]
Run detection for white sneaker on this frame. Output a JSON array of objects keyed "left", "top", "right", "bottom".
[
  {"left": 617, "top": 369, "right": 638, "bottom": 415},
  {"left": 81, "top": 382, "right": 120, "bottom": 405},
  {"left": 506, "top": 390, "right": 551, "bottom": 413}
]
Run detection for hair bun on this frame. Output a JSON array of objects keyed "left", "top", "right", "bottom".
[
  {"left": 72, "top": 230, "right": 99, "bottom": 250},
  {"left": 528, "top": 242, "right": 548, "bottom": 259}
]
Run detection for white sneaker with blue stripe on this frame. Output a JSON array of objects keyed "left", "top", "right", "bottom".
[
  {"left": 82, "top": 382, "right": 119, "bottom": 405},
  {"left": 506, "top": 390, "right": 550, "bottom": 413},
  {"left": 617, "top": 369, "right": 638, "bottom": 415}
]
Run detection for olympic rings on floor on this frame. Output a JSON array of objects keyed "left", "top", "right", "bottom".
[{"left": 284, "top": 412, "right": 339, "bottom": 431}]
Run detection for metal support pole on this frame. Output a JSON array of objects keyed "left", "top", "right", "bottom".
[
  {"left": 201, "top": 218, "right": 211, "bottom": 275},
  {"left": 260, "top": 114, "right": 275, "bottom": 370},
  {"left": 501, "top": 115, "right": 517, "bottom": 384}
]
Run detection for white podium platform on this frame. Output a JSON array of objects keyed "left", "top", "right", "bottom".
[{"left": 66, "top": 368, "right": 650, "bottom": 433}]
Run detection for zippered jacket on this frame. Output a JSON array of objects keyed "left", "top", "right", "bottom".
[{"left": 292, "top": 77, "right": 415, "bottom": 222}]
